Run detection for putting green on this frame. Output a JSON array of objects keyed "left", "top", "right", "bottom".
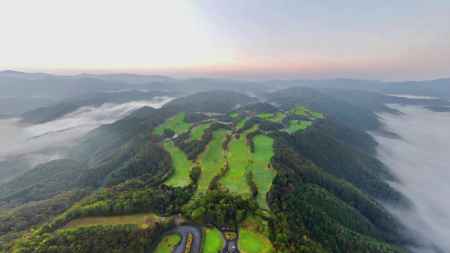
[
  {"left": 197, "top": 129, "right": 228, "bottom": 192},
  {"left": 238, "top": 229, "right": 273, "bottom": 253},
  {"left": 203, "top": 228, "right": 224, "bottom": 253},
  {"left": 248, "top": 135, "right": 275, "bottom": 209},
  {"left": 154, "top": 233, "right": 181, "bottom": 253},
  {"left": 164, "top": 141, "right": 193, "bottom": 187},
  {"left": 154, "top": 112, "right": 192, "bottom": 136}
]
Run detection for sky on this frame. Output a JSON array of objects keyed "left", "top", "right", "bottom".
[{"left": 0, "top": 0, "right": 449, "bottom": 80}]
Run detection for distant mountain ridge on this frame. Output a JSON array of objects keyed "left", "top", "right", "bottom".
[
  {"left": 1, "top": 69, "right": 449, "bottom": 116},
  {"left": 1, "top": 69, "right": 449, "bottom": 93}
]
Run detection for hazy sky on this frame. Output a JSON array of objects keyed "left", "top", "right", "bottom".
[{"left": 1, "top": 0, "right": 449, "bottom": 80}]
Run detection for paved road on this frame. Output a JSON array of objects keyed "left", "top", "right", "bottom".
[
  {"left": 221, "top": 239, "right": 239, "bottom": 253},
  {"left": 155, "top": 225, "right": 240, "bottom": 253},
  {"left": 172, "top": 225, "right": 202, "bottom": 253}
]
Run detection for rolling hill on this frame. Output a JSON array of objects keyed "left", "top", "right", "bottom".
[{"left": 0, "top": 89, "right": 418, "bottom": 252}]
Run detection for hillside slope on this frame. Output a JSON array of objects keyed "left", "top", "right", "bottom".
[{"left": 0, "top": 90, "right": 410, "bottom": 253}]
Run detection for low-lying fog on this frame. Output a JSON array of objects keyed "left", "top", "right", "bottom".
[
  {"left": 373, "top": 104, "right": 450, "bottom": 253},
  {"left": 0, "top": 97, "right": 173, "bottom": 181}
]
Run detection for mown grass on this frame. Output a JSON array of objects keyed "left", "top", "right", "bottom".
[
  {"left": 197, "top": 129, "right": 228, "bottom": 193},
  {"left": 229, "top": 112, "right": 239, "bottom": 118},
  {"left": 220, "top": 133, "right": 252, "bottom": 196},
  {"left": 272, "top": 112, "right": 286, "bottom": 122},
  {"left": 190, "top": 122, "right": 211, "bottom": 141},
  {"left": 257, "top": 113, "right": 273, "bottom": 120},
  {"left": 236, "top": 118, "right": 247, "bottom": 129},
  {"left": 154, "top": 112, "right": 192, "bottom": 136},
  {"left": 154, "top": 233, "right": 182, "bottom": 253},
  {"left": 238, "top": 229, "right": 273, "bottom": 253},
  {"left": 248, "top": 135, "right": 275, "bottom": 209},
  {"left": 257, "top": 112, "right": 285, "bottom": 123},
  {"left": 311, "top": 111, "right": 324, "bottom": 119},
  {"left": 157, "top": 114, "right": 277, "bottom": 209},
  {"left": 285, "top": 120, "right": 312, "bottom": 134},
  {"left": 64, "top": 213, "right": 164, "bottom": 230},
  {"left": 203, "top": 228, "right": 224, "bottom": 253},
  {"left": 164, "top": 141, "right": 193, "bottom": 187},
  {"left": 289, "top": 105, "right": 324, "bottom": 119}
]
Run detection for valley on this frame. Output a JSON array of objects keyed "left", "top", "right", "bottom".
[
  {"left": 0, "top": 90, "right": 415, "bottom": 253},
  {"left": 1, "top": 1, "right": 450, "bottom": 251}
]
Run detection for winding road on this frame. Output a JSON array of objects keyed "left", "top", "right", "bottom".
[
  {"left": 157, "top": 225, "right": 240, "bottom": 253},
  {"left": 172, "top": 225, "right": 202, "bottom": 253}
]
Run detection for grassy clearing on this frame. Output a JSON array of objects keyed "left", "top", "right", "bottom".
[
  {"left": 203, "top": 228, "right": 224, "bottom": 253},
  {"left": 289, "top": 106, "right": 324, "bottom": 119},
  {"left": 154, "top": 233, "right": 182, "bottom": 253},
  {"left": 257, "top": 112, "right": 285, "bottom": 123},
  {"left": 238, "top": 229, "right": 274, "bottom": 253},
  {"left": 257, "top": 113, "right": 273, "bottom": 120},
  {"left": 164, "top": 141, "right": 193, "bottom": 187},
  {"left": 190, "top": 122, "right": 211, "bottom": 141},
  {"left": 154, "top": 112, "right": 192, "bottom": 136},
  {"left": 236, "top": 118, "right": 248, "bottom": 129},
  {"left": 311, "top": 111, "right": 324, "bottom": 119},
  {"left": 197, "top": 129, "right": 228, "bottom": 193},
  {"left": 64, "top": 213, "right": 164, "bottom": 230},
  {"left": 248, "top": 135, "right": 275, "bottom": 209},
  {"left": 220, "top": 134, "right": 252, "bottom": 196},
  {"left": 285, "top": 120, "right": 312, "bottom": 134},
  {"left": 229, "top": 112, "right": 239, "bottom": 118},
  {"left": 272, "top": 112, "right": 286, "bottom": 122}
]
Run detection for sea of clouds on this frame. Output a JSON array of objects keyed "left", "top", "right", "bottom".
[
  {"left": 0, "top": 97, "right": 173, "bottom": 173},
  {"left": 373, "top": 104, "right": 450, "bottom": 253}
]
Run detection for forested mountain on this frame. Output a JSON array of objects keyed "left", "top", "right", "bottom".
[
  {"left": 0, "top": 87, "right": 428, "bottom": 253},
  {"left": 20, "top": 90, "right": 173, "bottom": 124},
  {"left": 2, "top": 70, "right": 449, "bottom": 117}
]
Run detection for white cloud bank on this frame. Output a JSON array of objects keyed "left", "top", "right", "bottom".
[
  {"left": 373, "top": 104, "right": 450, "bottom": 253},
  {"left": 0, "top": 97, "right": 173, "bottom": 167}
]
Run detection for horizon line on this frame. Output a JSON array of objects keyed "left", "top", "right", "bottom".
[{"left": 1, "top": 69, "right": 449, "bottom": 83}]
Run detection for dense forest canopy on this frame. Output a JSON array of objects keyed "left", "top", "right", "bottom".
[{"left": 1, "top": 87, "right": 438, "bottom": 253}]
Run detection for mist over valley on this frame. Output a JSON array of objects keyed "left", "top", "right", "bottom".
[
  {"left": 374, "top": 105, "right": 450, "bottom": 253},
  {"left": 0, "top": 97, "right": 173, "bottom": 183}
]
